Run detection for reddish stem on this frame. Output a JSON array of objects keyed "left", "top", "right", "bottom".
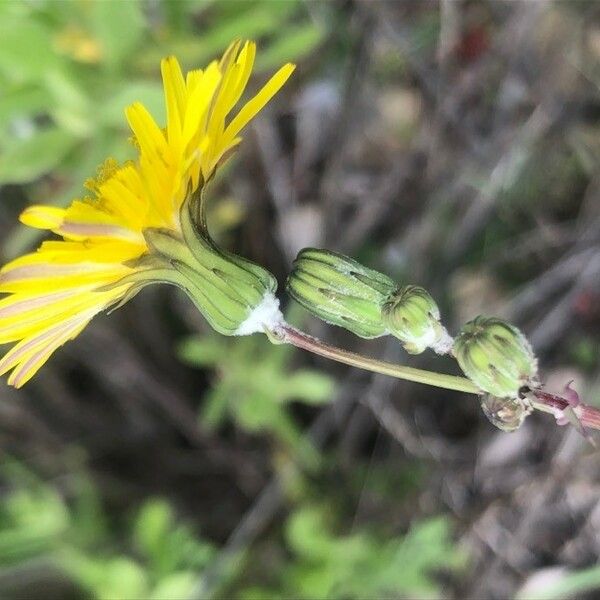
[{"left": 532, "top": 390, "right": 600, "bottom": 432}]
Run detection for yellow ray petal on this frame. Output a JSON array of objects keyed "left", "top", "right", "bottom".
[
  {"left": 0, "top": 40, "right": 295, "bottom": 387},
  {"left": 220, "top": 63, "right": 295, "bottom": 155},
  {"left": 20, "top": 206, "right": 66, "bottom": 230},
  {"left": 161, "top": 56, "right": 186, "bottom": 154},
  {"left": 125, "top": 102, "right": 170, "bottom": 164}
]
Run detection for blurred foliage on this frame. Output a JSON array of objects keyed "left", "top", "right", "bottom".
[
  {"left": 0, "top": 459, "right": 214, "bottom": 599},
  {"left": 0, "top": 454, "right": 461, "bottom": 599},
  {"left": 178, "top": 331, "right": 334, "bottom": 466},
  {"left": 568, "top": 335, "right": 600, "bottom": 373},
  {"left": 0, "top": 0, "right": 325, "bottom": 257},
  {"left": 241, "top": 506, "right": 463, "bottom": 599}
]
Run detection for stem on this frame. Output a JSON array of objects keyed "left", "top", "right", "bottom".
[
  {"left": 531, "top": 390, "right": 600, "bottom": 432},
  {"left": 275, "top": 323, "right": 481, "bottom": 394},
  {"left": 270, "top": 323, "right": 600, "bottom": 436}
]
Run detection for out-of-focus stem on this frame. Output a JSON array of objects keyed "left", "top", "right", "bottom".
[{"left": 273, "top": 323, "right": 481, "bottom": 394}]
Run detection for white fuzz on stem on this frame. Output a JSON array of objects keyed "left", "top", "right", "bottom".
[{"left": 235, "top": 292, "right": 284, "bottom": 336}]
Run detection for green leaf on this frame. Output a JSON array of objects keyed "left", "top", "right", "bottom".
[
  {"left": 162, "top": 0, "right": 213, "bottom": 33},
  {"left": 98, "top": 81, "right": 165, "bottom": 128},
  {"left": 235, "top": 391, "right": 285, "bottom": 433},
  {"left": 44, "top": 69, "right": 90, "bottom": 116},
  {"left": 379, "top": 516, "right": 464, "bottom": 595},
  {"left": 0, "top": 127, "right": 79, "bottom": 184},
  {"left": 132, "top": 2, "right": 298, "bottom": 72},
  {"left": 285, "top": 506, "right": 335, "bottom": 560},
  {"left": 193, "top": 2, "right": 298, "bottom": 62},
  {"left": 151, "top": 571, "right": 196, "bottom": 600},
  {"left": 276, "top": 508, "right": 462, "bottom": 599},
  {"left": 177, "top": 336, "right": 226, "bottom": 367},
  {"left": 239, "top": 586, "right": 284, "bottom": 600},
  {"left": 70, "top": 475, "right": 109, "bottom": 548},
  {"left": 44, "top": 69, "right": 94, "bottom": 137},
  {"left": 283, "top": 370, "right": 334, "bottom": 404},
  {"left": 257, "top": 24, "right": 325, "bottom": 71},
  {"left": 94, "top": 557, "right": 149, "bottom": 600},
  {"left": 0, "top": 475, "right": 69, "bottom": 565},
  {"left": 0, "top": 19, "right": 60, "bottom": 82},
  {"left": 200, "top": 385, "right": 232, "bottom": 429},
  {"left": 134, "top": 499, "right": 173, "bottom": 562},
  {"left": 0, "top": 85, "right": 53, "bottom": 123},
  {"left": 134, "top": 498, "right": 214, "bottom": 581},
  {"left": 92, "top": 0, "right": 145, "bottom": 70}
]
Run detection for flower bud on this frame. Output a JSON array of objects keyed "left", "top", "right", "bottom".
[
  {"left": 453, "top": 316, "right": 538, "bottom": 397},
  {"left": 479, "top": 394, "right": 531, "bottom": 432},
  {"left": 381, "top": 285, "right": 452, "bottom": 354},
  {"left": 113, "top": 203, "right": 282, "bottom": 336},
  {"left": 286, "top": 248, "right": 395, "bottom": 338}
]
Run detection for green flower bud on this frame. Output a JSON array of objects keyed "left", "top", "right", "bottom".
[
  {"left": 480, "top": 394, "right": 531, "bottom": 432},
  {"left": 112, "top": 202, "right": 282, "bottom": 336},
  {"left": 286, "top": 248, "right": 395, "bottom": 338},
  {"left": 381, "top": 285, "right": 452, "bottom": 354},
  {"left": 453, "top": 316, "right": 538, "bottom": 397}
]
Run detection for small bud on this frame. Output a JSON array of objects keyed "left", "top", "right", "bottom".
[
  {"left": 381, "top": 285, "right": 452, "bottom": 354},
  {"left": 480, "top": 394, "right": 531, "bottom": 432},
  {"left": 286, "top": 248, "right": 395, "bottom": 338},
  {"left": 453, "top": 316, "right": 538, "bottom": 397}
]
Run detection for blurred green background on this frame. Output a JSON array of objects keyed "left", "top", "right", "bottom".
[{"left": 1, "top": 1, "right": 600, "bottom": 599}]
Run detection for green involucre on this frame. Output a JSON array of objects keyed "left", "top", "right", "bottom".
[
  {"left": 115, "top": 202, "right": 277, "bottom": 336},
  {"left": 286, "top": 248, "right": 395, "bottom": 338},
  {"left": 453, "top": 316, "right": 538, "bottom": 398},
  {"left": 381, "top": 285, "right": 445, "bottom": 354}
]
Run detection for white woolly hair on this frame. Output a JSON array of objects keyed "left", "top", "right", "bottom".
[
  {"left": 234, "top": 292, "right": 284, "bottom": 336},
  {"left": 431, "top": 327, "right": 454, "bottom": 355}
]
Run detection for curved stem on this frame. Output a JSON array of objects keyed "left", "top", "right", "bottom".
[
  {"left": 270, "top": 323, "right": 600, "bottom": 436},
  {"left": 274, "top": 323, "right": 481, "bottom": 394}
]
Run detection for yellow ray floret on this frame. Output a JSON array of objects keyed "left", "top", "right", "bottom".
[{"left": 0, "top": 40, "right": 294, "bottom": 387}]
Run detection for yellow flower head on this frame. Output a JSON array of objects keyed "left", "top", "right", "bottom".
[{"left": 0, "top": 40, "right": 294, "bottom": 387}]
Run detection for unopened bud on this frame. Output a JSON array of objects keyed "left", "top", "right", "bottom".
[
  {"left": 286, "top": 248, "right": 395, "bottom": 338},
  {"left": 453, "top": 316, "right": 538, "bottom": 397},
  {"left": 381, "top": 285, "right": 452, "bottom": 354}
]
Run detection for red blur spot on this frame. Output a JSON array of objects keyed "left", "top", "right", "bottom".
[
  {"left": 456, "top": 26, "right": 490, "bottom": 63},
  {"left": 574, "top": 291, "right": 599, "bottom": 319}
]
